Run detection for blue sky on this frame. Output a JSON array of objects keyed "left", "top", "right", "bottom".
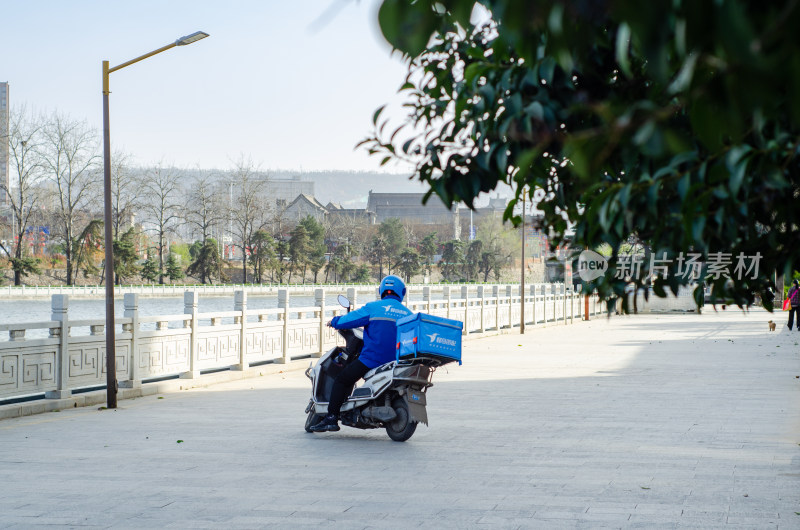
[{"left": 1, "top": 0, "right": 414, "bottom": 172}]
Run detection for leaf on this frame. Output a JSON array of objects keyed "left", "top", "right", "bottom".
[
  {"left": 725, "top": 145, "right": 751, "bottom": 196},
  {"left": 615, "top": 23, "right": 632, "bottom": 77},
  {"left": 524, "top": 101, "right": 545, "bottom": 121},
  {"left": 668, "top": 52, "right": 698, "bottom": 95},
  {"left": 378, "top": 0, "right": 440, "bottom": 57},
  {"left": 539, "top": 57, "right": 556, "bottom": 85},
  {"left": 372, "top": 105, "right": 386, "bottom": 127},
  {"left": 464, "top": 63, "right": 487, "bottom": 85}
]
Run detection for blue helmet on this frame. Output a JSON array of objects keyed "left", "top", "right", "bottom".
[{"left": 379, "top": 275, "right": 406, "bottom": 301}]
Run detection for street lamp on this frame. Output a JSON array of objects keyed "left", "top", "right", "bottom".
[
  {"left": 102, "top": 31, "right": 209, "bottom": 408},
  {"left": 520, "top": 189, "right": 526, "bottom": 334}
]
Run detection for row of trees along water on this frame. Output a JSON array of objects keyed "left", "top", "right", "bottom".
[{"left": 1, "top": 108, "right": 523, "bottom": 287}]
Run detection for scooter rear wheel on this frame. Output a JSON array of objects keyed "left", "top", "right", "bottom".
[
  {"left": 305, "top": 411, "right": 324, "bottom": 433},
  {"left": 386, "top": 397, "right": 417, "bottom": 442}
]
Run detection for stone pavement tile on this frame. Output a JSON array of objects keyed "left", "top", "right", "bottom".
[
  {"left": 626, "top": 515, "right": 679, "bottom": 528},
  {"left": 0, "top": 505, "right": 49, "bottom": 517},
  {"left": 531, "top": 510, "right": 587, "bottom": 520},
  {"left": 632, "top": 503, "right": 685, "bottom": 516},
  {"left": 0, "top": 515, "right": 107, "bottom": 527},
  {"left": 584, "top": 502, "right": 637, "bottom": 515},
  {"left": 726, "top": 513, "right": 782, "bottom": 526},
  {"left": 3, "top": 525, "right": 107, "bottom": 530}
]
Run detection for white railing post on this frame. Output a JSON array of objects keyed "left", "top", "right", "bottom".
[
  {"left": 505, "top": 285, "right": 513, "bottom": 329},
  {"left": 277, "top": 289, "right": 291, "bottom": 364},
  {"left": 492, "top": 285, "right": 500, "bottom": 333},
  {"left": 443, "top": 286, "right": 451, "bottom": 320},
  {"left": 234, "top": 291, "right": 248, "bottom": 371},
  {"left": 530, "top": 284, "right": 537, "bottom": 326},
  {"left": 346, "top": 287, "right": 357, "bottom": 308},
  {"left": 120, "top": 293, "right": 141, "bottom": 389},
  {"left": 423, "top": 286, "right": 431, "bottom": 314},
  {"left": 461, "top": 286, "right": 469, "bottom": 335},
  {"left": 182, "top": 292, "right": 200, "bottom": 379},
  {"left": 46, "top": 294, "right": 71, "bottom": 399},
  {"left": 570, "top": 286, "right": 575, "bottom": 324},
  {"left": 477, "top": 286, "right": 486, "bottom": 333},
  {"left": 315, "top": 288, "right": 325, "bottom": 358}
]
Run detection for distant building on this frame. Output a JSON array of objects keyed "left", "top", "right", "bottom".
[
  {"left": 284, "top": 194, "right": 327, "bottom": 222},
  {"left": 366, "top": 191, "right": 458, "bottom": 225},
  {"left": 326, "top": 202, "right": 376, "bottom": 224},
  {"left": 0, "top": 82, "right": 8, "bottom": 206},
  {"left": 262, "top": 174, "right": 314, "bottom": 206}
]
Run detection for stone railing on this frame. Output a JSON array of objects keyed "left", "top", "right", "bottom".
[{"left": 0, "top": 285, "right": 601, "bottom": 402}]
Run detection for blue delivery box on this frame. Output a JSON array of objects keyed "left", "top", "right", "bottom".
[{"left": 395, "top": 312, "right": 463, "bottom": 365}]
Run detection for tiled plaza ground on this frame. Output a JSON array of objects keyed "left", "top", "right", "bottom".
[{"left": 1, "top": 308, "right": 799, "bottom": 528}]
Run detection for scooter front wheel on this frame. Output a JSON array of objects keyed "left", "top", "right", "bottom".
[
  {"left": 305, "top": 411, "right": 324, "bottom": 433},
  {"left": 386, "top": 397, "right": 417, "bottom": 442}
]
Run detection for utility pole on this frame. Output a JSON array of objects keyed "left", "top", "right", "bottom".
[{"left": 521, "top": 190, "right": 525, "bottom": 334}]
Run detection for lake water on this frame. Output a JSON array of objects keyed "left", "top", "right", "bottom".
[{"left": 0, "top": 291, "right": 426, "bottom": 325}]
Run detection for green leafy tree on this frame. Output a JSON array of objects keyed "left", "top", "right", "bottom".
[
  {"left": 140, "top": 257, "right": 159, "bottom": 283},
  {"left": 367, "top": 0, "right": 800, "bottom": 310},
  {"left": 378, "top": 218, "right": 407, "bottom": 275},
  {"left": 419, "top": 232, "right": 439, "bottom": 277},
  {"left": 480, "top": 245, "right": 505, "bottom": 282},
  {"left": 463, "top": 240, "right": 483, "bottom": 281},
  {"left": 326, "top": 241, "right": 354, "bottom": 283},
  {"left": 165, "top": 253, "right": 184, "bottom": 283},
  {"left": 299, "top": 216, "right": 327, "bottom": 283},
  {"left": 274, "top": 240, "right": 290, "bottom": 283},
  {"left": 169, "top": 243, "right": 191, "bottom": 267},
  {"left": 73, "top": 219, "right": 103, "bottom": 280},
  {"left": 352, "top": 264, "right": 371, "bottom": 284},
  {"left": 112, "top": 227, "right": 140, "bottom": 285},
  {"left": 369, "top": 233, "right": 389, "bottom": 279},
  {"left": 189, "top": 240, "right": 203, "bottom": 261},
  {"left": 396, "top": 247, "right": 422, "bottom": 283},
  {"left": 288, "top": 225, "right": 309, "bottom": 284},
  {"left": 439, "top": 239, "right": 465, "bottom": 282},
  {"left": 8, "top": 257, "right": 42, "bottom": 283},
  {"left": 186, "top": 238, "right": 226, "bottom": 285},
  {"left": 250, "top": 230, "right": 276, "bottom": 284}
]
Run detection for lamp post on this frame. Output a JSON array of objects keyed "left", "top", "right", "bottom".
[
  {"left": 520, "top": 190, "right": 525, "bottom": 334},
  {"left": 102, "top": 31, "right": 209, "bottom": 408}
]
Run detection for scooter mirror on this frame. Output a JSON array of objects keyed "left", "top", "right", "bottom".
[{"left": 337, "top": 295, "right": 351, "bottom": 309}]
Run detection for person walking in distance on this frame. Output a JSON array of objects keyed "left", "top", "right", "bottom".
[{"left": 787, "top": 279, "right": 800, "bottom": 331}]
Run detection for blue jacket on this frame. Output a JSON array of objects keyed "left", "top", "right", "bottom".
[{"left": 330, "top": 295, "right": 413, "bottom": 369}]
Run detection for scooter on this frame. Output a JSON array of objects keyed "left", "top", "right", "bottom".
[{"left": 304, "top": 295, "right": 454, "bottom": 442}]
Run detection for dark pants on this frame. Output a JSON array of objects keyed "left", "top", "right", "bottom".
[
  {"left": 327, "top": 359, "right": 370, "bottom": 417},
  {"left": 789, "top": 307, "right": 799, "bottom": 330}
]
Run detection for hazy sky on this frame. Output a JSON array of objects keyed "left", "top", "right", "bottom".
[{"left": 1, "top": 0, "right": 414, "bottom": 172}]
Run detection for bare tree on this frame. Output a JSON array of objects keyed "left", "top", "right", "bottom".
[
  {"left": 0, "top": 106, "right": 46, "bottom": 285},
  {"left": 110, "top": 150, "right": 140, "bottom": 239},
  {"left": 40, "top": 112, "right": 101, "bottom": 285},
  {"left": 227, "top": 156, "right": 269, "bottom": 283},
  {"left": 185, "top": 171, "right": 226, "bottom": 243},
  {"left": 140, "top": 163, "right": 183, "bottom": 284}
]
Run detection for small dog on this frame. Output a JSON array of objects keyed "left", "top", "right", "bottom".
[{"left": 768, "top": 320, "right": 776, "bottom": 331}]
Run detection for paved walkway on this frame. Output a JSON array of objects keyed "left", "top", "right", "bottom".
[{"left": 1, "top": 309, "right": 798, "bottom": 529}]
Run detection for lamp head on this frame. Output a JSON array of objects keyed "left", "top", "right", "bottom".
[{"left": 176, "top": 31, "right": 209, "bottom": 46}]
